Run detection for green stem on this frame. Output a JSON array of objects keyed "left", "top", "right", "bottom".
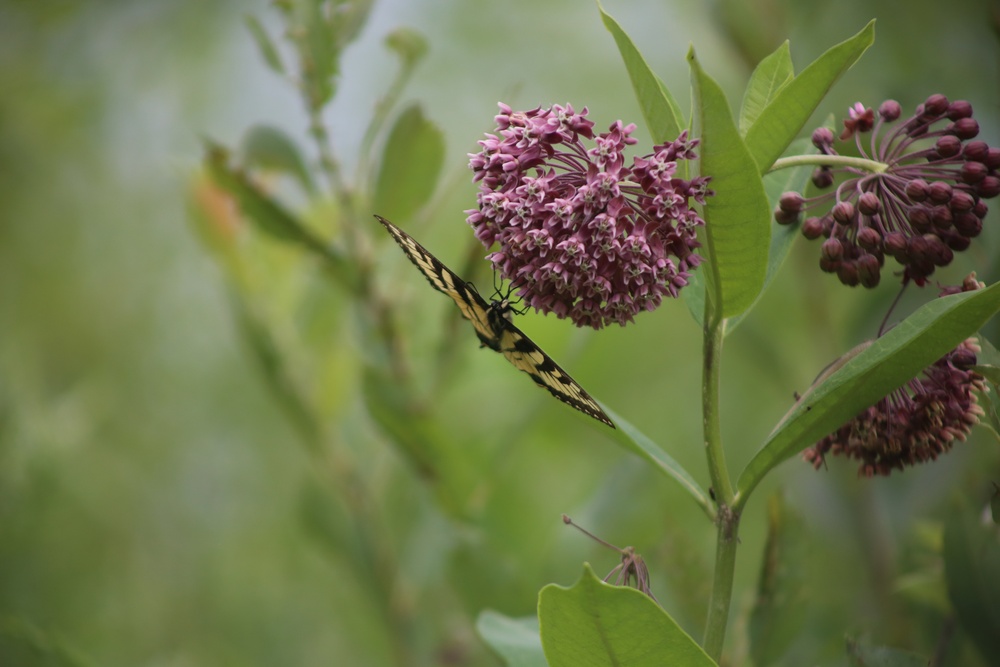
[
  {"left": 771, "top": 153, "right": 887, "bottom": 174},
  {"left": 701, "top": 312, "right": 739, "bottom": 660},
  {"left": 703, "top": 507, "right": 740, "bottom": 660}
]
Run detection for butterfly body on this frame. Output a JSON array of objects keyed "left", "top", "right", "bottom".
[{"left": 375, "top": 215, "right": 614, "bottom": 428}]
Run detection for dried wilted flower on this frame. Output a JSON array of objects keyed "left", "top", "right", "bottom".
[
  {"left": 777, "top": 95, "right": 999, "bottom": 288},
  {"left": 467, "top": 104, "right": 711, "bottom": 329}
]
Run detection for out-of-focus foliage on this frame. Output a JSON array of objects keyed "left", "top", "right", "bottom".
[{"left": 1, "top": 1, "right": 998, "bottom": 666}]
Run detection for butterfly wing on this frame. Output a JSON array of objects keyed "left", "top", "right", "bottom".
[
  {"left": 375, "top": 214, "right": 614, "bottom": 428},
  {"left": 493, "top": 313, "right": 615, "bottom": 428},
  {"left": 375, "top": 215, "right": 500, "bottom": 350}
]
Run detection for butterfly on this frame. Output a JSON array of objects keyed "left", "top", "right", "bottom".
[{"left": 374, "top": 215, "right": 614, "bottom": 428}]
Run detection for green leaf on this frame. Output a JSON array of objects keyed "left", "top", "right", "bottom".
[
  {"left": 726, "top": 136, "right": 815, "bottom": 334},
  {"left": 599, "top": 4, "right": 683, "bottom": 143},
  {"left": 744, "top": 20, "right": 875, "bottom": 172},
  {"left": 539, "top": 565, "right": 717, "bottom": 667},
  {"left": 202, "top": 140, "right": 354, "bottom": 287},
  {"left": 689, "top": 48, "right": 770, "bottom": 321},
  {"left": 943, "top": 499, "right": 1000, "bottom": 662},
  {"left": 739, "top": 41, "right": 793, "bottom": 134},
  {"left": 601, "top": 404, "right": 713, "bottom": 519},
  {"left": 844, "top": 638, "right": 929, "bottom": 667},
  {"left": 240, "top": 125, "right": 316, "bottom": 194},
  {"left": 736, "top": 281, "right": 1000, "bottom": 504},
  {"left": 476, "top": 611, "right": 547, "bottom": 667},
  {"left": 373, "top": 104, "right": 445, "bottom": 223},
  {"left": 245, "top": 14, "right": 285, "bottom": 75}
]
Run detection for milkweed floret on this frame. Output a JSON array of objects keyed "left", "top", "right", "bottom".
[
  {"left": 776, "top": 95, "right": 999, "bottom": 289},
  {"left": 467, "top": 103, "right": 711, "bottom": 329}
]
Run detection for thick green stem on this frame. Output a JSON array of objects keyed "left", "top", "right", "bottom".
[
  {"left": 703, "top": 506, "right": 740, "bottom": 660},
  {"left": 701, "top": 313, "right": 739, "bottom": 661}
]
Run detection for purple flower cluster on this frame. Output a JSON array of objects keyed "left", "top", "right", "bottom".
[
  {"left": 466, "top": 104, "right": 711, "bottom": 329},
  {"left": 803, "top": 336, "right": 987, "bottom": 477},
  {"left": 777, "top": 95, "right": 1000, "bottom": 288}
]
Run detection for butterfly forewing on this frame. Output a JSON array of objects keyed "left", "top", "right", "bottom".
[
  {"left": 375, "top": 215, "right": 498, "bottom": 349},
  {"left": 375, "top": 215, "right": 614, "bottom": 428}
]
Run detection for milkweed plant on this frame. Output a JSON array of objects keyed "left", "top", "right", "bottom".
[{"left": 193, "top": 2, "right": 1000, "bottom": 666}]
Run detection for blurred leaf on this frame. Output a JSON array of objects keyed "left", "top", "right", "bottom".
[
  {"left": 360, "top": 367, "right": 474, "bottom": 517},
  {"left": 328, "top": 0, "right": 374, "bottom": 50},
  {"left": 240, "top": 125, "right": 316, "bottom": 194},
  {"left": 689, "top": 48, "right": 771, "bottom": 321},
  {"left": 373, "top": 105, "right": 445, "bottom": 223},
  {"left": 943, "top": 499, "right": 1000, "bottom": 661},
  {"left": 739, "top": 41, "right": 793, "bottom": 134},
  {"left": 476, "top": 611, "right": 546, "bottom": 667},
  {"left": 744, "top": 21, "right": 875, "bottom": 172},
  {"left": 385, "top": 27, "right": 428, "bottom": 71},
  {"left": 299, "top": 476, "right": 358, "bottom": 561},
  {"left": 601, "top": 404, "right": 713, "bottom": 518},
  {"left": 737, "top": 281, "right": 1000, "bottom": 503},
  {"left": 245, "top": 14, "right": 285, "bottom": 75},
  {"left": 186, "top": 171, "right": 244, "bottom": 275},
  {"left": 228, "top": 291, "right": 323, "bottom": 451},
  {"left": 203, "top": 140, "right": 354, "bottom": 288},
  {"left": 844, "top": 638, "right": 928, "bottom": 667},
  {"left": 288, "top": 0, "right": 373, "bottom": 108},
  {"left": 0, "top": 616, "right": 95, "bottom": 667},
  {"left": 599, "top": 4, "right": 684, "bottom": 143},
  {"left": 538, "top": 565, "right": 717, "bottom": 667},
  {"left": 749, "top": 494, "right": 809, "bottom": 667}
]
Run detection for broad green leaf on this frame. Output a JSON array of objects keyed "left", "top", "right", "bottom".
[
  {"left": 476, "top": 611, "right": 546, "bottom": 667},
  {"left": 845, "top": 639, "right": 929, "bottom": 667},
  {"left": 726, "top": 136, "right": 814, "bottom": 333},
  {"left": 599, "top": 4, "right": 683, "bottom": 143},
  {"left": 739, "top": 41, "right": 793, "bottom": 134},
  {"left": 736, "top": 281, "right": 1000, "bottom": 504},
  {"left": 240, "top": 125, "right": 316, "bottom": 194},
  {"left": 245, "top": 15, "right": 285, "bottom": 76},
  {"left": 689, "top": 48, "right": 770, "bottom": 321},
  {"left": 373, "top": 104, "right": 445, "bottom": 223},
  {"left": 539, "top": 565, "right": 716, "bottom": 667},
  {"left": 943, "top": 499, "right": 1000, "bottom": 662},
  {"left": 601, "top": 403, "right": 713, "bottom": 519},
  {"left": 749, "top": 495, "right": 809, "bottom": 667},
  {"left": 744, "top": 21, "right": 875, "bottom": 173}
]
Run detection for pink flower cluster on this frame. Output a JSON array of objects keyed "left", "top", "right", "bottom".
[{"left": 467, "top": 104, "right": 711, "bottom": 329}]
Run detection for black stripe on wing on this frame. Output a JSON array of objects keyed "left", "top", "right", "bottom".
[
  {"left": 375, "top": 214, "right": 614, "bottom": 428},
  {"left": 375, "top": 215, "right": 498, "bottom": 348},
  {"left": 494, "top": 313, "right": 615, "bottom": 427}
]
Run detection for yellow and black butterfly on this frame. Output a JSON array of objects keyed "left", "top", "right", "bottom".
[{"left": 375, "top": 215, "right": 614, "bottom": 428}]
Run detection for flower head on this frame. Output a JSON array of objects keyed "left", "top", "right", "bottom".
[
  {"left": 467, "top": 103, "right": 711, "bottom": 329},
  {"left": 777, "top": 95, "right": 999, "bottom": 288},
  {"left": 803, "top": 336, "right": 987, "bottom": 477}
]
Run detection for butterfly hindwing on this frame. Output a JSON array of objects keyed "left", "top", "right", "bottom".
[
  {"left": 375, "top": 215, "right": 614, "bottom": 428},
  {"left": 493, "top": 314, "right": 614, "bottom": 427}
]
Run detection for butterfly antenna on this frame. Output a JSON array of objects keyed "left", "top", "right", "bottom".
[{"left": 562, "top": 514, "right": 624, "bottom": 553}]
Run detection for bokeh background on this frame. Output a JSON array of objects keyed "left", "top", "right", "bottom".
[{"left": 1, "top": 1, "right": 998, "bottom": 665}]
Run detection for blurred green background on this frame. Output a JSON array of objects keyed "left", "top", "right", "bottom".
[{"left": 1, "top": 1, "right": 998, "bottom": 665}]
